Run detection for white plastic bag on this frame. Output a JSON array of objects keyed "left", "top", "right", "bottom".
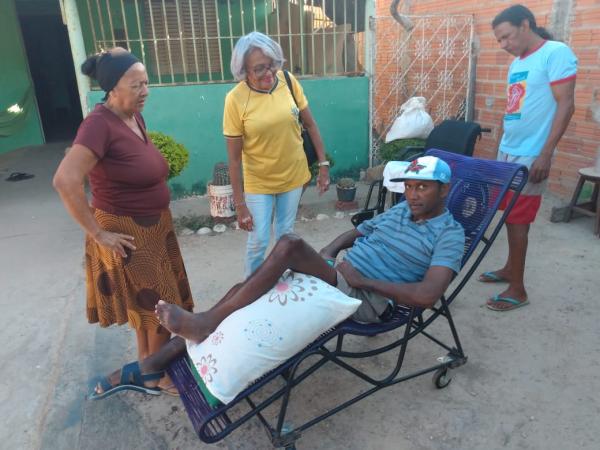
[{"left": 385, "top": 97, "right": 434, "bottom": 142}]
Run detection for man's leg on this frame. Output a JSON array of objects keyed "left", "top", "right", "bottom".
[
  {"left": 156, "top": 234, "right": 338, "bottom": 343},
  {"left": 486, "top": 223, "right": 529, "bottom": 309}
]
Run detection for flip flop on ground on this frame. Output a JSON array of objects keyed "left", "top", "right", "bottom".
[
  {"left": 89, "top": 361, "right": 164, "bottom": 400},
  {"left": 486, "top": 295, "right": 529, "bottom": 312},
  {"left": 478, "top": 271, "right": 509, "bottom": 283},
  {"left": 5, "top": 172, "right": 35, "bottom": 182}
]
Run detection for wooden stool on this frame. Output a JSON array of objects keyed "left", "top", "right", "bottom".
[{"left": 566, "top": 167, "right": 600, "bottom": 237}]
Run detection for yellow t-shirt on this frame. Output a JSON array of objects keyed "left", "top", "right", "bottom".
[{"left": 223, "top": 71, "right": 311, "bottom": 194}]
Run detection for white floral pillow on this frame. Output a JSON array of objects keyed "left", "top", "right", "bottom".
[{"left": 186, "top": 270, "right": 361, "bottom": 404}]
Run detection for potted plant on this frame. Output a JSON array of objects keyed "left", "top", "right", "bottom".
[
  {"left": 148, "top": 131, "right": 189, "bottom": 179},
  {"left": 336, "top": 177, "right": 357, "bottom": 202},
  {"left": 207, "top": 162, "right": 236, "bottom": 223}
]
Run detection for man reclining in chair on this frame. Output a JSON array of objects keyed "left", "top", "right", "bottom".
[{"left": 92, "top": 156, "right": 465, "bottom": 399}]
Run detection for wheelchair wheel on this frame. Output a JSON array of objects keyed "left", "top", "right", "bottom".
[{"left": 433, "top": 368, "right": 452, "bottom": 389}]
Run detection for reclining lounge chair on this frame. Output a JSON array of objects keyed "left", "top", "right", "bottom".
[{"left": 167, "top": 149, "right": 528, "bottom": 449}]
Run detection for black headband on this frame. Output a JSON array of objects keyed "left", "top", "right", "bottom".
[{"left": 95, "top": 51, "right": 140, "bottom": 97}]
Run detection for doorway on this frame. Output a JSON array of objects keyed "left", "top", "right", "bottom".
[{"left": 15, "top": 0, "right": 82, "bottom": 142}]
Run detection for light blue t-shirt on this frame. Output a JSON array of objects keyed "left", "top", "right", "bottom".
[
  {"left": 345, "top": 202, "right": 465, "bottom": 284},
  {"left": 499, "top": 40, "right": 577, "bottom": 157}
]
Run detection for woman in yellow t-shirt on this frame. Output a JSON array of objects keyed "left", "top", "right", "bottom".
[{"left": 224, "top": 32, "right": 330, "bottom": 277}]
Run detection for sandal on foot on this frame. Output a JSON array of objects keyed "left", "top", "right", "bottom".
[
  {"left": 478, "top": 271, "right": 508, "bottom": 283},
  {"left": 89, "top": 361, "right": 164, "bottom": 400},
  {"left": 486, "top": 295, "right": 529, "bottom": 312}
]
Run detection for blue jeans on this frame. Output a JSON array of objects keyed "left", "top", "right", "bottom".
[{"left": 244, "top": 187, "right": 303, "bottom": 277}]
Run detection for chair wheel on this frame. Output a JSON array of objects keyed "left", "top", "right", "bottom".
[{"left": 433, "top": 368, "right": 452, "bottom": 389}]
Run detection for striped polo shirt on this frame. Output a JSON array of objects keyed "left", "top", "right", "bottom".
[{"left": 345, "top": 201, "right": 464, "bottom": 283}]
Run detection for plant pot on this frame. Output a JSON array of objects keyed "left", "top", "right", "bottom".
[
  {"left": 336, "top": 186, "right": 357, "bottom": 202},
  {"left": 207, "top": 183, "right": 235, "bottom": 220}
]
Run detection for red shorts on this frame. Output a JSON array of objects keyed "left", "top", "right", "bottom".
[{"left": 499, "top": 191, "right": 542, "bottom": 225}]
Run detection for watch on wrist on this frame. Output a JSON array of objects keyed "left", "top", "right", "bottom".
[{"left": 317, "top": 160, "right": 330, "bottom": 167}]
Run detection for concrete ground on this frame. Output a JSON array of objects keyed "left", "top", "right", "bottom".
[{"left": 1, "top": 143, "right": 599, "bottom": 450}]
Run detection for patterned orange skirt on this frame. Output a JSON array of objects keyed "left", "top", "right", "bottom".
[{"left": 85, "top": 208, "right": 194, "bottom": 331}]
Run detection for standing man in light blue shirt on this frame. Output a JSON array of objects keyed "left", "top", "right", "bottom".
[{"left": 481, "top": 4, "right": 577, "bottom": 311}]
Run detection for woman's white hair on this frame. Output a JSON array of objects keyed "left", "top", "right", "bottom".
[{"left": 230, "top": 31, "right": 285, "bottom": 81}]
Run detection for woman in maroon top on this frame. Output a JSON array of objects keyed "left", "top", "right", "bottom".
[{"left": 53, "top": 48, "right": 193, "bottom": 398}]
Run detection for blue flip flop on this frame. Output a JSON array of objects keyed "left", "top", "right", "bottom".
[
  {"left": 486, "top": 295, "right": 529, "bottom": 312},
  {"left": 89, "top": 361, "right": 164, "bottom": 400},
  {"left": 478, "top": 271, "right": 508, "bottom": 283}
]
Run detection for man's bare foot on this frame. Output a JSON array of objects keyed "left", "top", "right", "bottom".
[{"left": 155, "top": 300, "right": 217, "bottom": 344}]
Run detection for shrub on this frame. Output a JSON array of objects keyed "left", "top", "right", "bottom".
[
  {"left": 148, "top": 131, "right": 190, "bottom": 179},
  {"left": 378, "top": 138, "right": 426, "bottom": 163}
]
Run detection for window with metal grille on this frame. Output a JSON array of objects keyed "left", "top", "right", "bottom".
[
  {"left": 143, "top": 0, "right": 221, "bottom": 81},
  {"left": 78, "top": 0, "right": 367, "bottom": 86}
]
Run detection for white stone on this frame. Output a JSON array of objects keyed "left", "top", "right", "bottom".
[
  {"left": 334, "top": 211, "right": 345, "bottom": 219},
  {"left": 197, "top": 227, "right": 212, "bottom": 235},
  {"left": 213, "top": 223, "right": 227, "bottom": 233},
  {"left": 300, "top": 216, "right": 310, "bottom": 222},
  {"left": 316, "top": 213, "right": 329, "bottom": 221},
  {"left": 179, "top": 228, "right": 195, "bottom": 236}
]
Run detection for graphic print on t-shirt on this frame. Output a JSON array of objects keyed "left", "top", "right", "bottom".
[
  {"left": 505, "top": 71, "right": 528, "bottom": 120},
  {"left": 291, "top": 104, "right": 300, "bottom": 125}
]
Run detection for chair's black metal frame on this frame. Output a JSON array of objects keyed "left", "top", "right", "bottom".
[{"left": 168, "top": 149, "right": 528, "bottom": 449}]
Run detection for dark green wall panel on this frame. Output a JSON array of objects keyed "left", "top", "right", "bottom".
[{"left": 0, "top": 0, "right": 44, "bottom": 153}]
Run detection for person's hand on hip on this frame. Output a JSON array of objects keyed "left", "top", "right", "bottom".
[{"left": 94, "top": 229, "right": 136, "bottom": 258}]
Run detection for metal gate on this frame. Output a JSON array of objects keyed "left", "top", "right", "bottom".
[{"left": 369, "top": 14, "right": 475, "bottom": 164}]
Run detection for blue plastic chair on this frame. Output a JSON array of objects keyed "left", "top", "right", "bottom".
[{"left": 167, "top": 149, "right": 528, "bottom": 449}]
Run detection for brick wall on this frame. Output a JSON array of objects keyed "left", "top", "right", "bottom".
[{"left": 376, "top": 0, "right": 600, "bottom": 198}]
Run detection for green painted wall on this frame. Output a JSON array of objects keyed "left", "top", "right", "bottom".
[
  {"left": 0, "top": 0, "right": 44, "bottom": 154},
  {"left": 88, "top": 75, "right": 369, "bottom": 196}
]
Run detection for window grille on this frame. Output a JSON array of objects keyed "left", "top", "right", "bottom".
[{"left": 79, "top": 0, "right": 366, "bottom": 86}]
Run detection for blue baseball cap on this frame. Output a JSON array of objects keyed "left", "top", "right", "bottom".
[{"left": 393, "top": 156, "right": 452, "bottom": 184}]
